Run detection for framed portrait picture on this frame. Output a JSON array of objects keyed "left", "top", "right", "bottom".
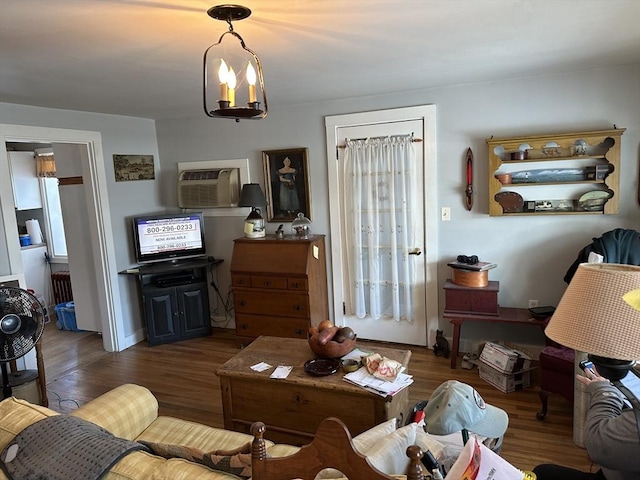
[{"left": 262, "top": 148, "right": 311, "bottom": 222}]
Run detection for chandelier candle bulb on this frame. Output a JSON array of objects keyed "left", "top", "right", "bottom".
[
  {"left": 227, "top": 66, "right": 236, "bottom": 106},
  {"left": 218, "top": 60, "right": 229, "bottom": 102},
  {"left": 247, "top": 63, "right": 257, "bottom": 103}
]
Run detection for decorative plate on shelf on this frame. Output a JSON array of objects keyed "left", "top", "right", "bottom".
[
  {"left": 304, "top": 358, "right": 340, "bottom": 377},
  {"left": 578, "top": 190, "right": 612, "bottom": 211},
  {"left": 494, "top": 191, "right": 524, "bottom": 213}
]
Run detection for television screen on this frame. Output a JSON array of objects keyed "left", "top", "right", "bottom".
[{"left": 132, "top": 212, "right": 206, "bottom": 264}]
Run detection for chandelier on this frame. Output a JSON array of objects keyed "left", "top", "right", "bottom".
[{"left": 203, "top": 4, "right": 267, "bottom": 121}]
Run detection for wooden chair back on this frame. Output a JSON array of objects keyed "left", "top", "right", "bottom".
[{"left": 251, "top": 417, "right": 424, "bottom": 480}]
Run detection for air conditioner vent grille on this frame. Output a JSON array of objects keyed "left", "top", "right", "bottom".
[
  {"left": 178, "top": 168, "right": 240, "bottom": 208},
  {"left": 180, "top": 170, "right": 221, "bottom": 181}
]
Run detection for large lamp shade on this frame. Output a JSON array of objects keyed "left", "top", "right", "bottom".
[{"left": 545, "top": 263, "right": 640, "bottom": 361}]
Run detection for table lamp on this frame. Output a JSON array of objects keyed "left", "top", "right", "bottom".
[
  {"left": 238, "top": 183, "right": 266, "bottom": 238},
  {"left": 545, "top": 263, "right": 640, "bottom": 380}
]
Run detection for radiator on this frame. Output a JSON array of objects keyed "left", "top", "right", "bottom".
[{"left": 51, "top": 271, "right": 73, "bottom": 305}]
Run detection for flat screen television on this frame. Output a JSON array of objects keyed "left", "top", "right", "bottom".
[{"left": 132, "top": 212, "right": 206, "bottom": 264}]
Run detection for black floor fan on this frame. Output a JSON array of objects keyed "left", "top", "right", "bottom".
[{"left": 0, "top": 287, "right": 45, "bottom": 400}]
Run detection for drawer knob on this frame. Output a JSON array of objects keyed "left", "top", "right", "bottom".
[
  {"left": 293, "top": 304, "right": 302, "bottom": 311},
  {"left": 264, "top": 280, "right": 271, "bottom": 287},
  {"left": 293, "top": 393, "right": 307, "bottom": 405},
  {"left": 239, "top": 323, "right": 249, "bottom": 330},
  {"left": 239, "top": 300, "right": 247, "bottom": 307},
  {"left": 291, "top": 282, "right": 301, "bottom": 288},
  {"left": 237, "top": 279, "right": 245, "bottom": 285},
  {"left": 294, "top": 328, "right": 305, "bottom": 335}
]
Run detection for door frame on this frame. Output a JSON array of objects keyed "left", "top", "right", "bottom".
[
  {"left": 324, "top": 105, "right": 439, "bottom": 346},
  {"left": 0, "top": 123, "right": 124, "bottom": 352}
]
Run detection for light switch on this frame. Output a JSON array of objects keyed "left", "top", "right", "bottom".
[{"left": 441, "top": 207, "right": 451, "bottom": 221}]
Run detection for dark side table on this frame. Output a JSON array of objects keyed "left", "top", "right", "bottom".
[{"left": 443, "top": 307, "right": 547, "bottom": 369}]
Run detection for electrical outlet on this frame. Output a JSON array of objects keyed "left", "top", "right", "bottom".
[
  {"left": 441, "top": 207, "right": 451, "bottom": 221},
  {"left": 528, "top": 299, "right": 539, "bottom": 309}
]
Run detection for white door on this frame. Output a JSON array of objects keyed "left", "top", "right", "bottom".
[
  {"left": 54, "top": 143, "right": 102, "bottom": 333},
  {"left": 325, "top": 106, "right": 438, "bottom": 346}
]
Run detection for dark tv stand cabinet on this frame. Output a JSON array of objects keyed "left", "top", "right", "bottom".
[{"left": 122, "top": 258, "right": 221, "bottom": 346}]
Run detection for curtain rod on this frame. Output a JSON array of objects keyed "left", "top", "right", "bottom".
[{"left": 338, "top": 136, "right": 422, "bottom": 149}]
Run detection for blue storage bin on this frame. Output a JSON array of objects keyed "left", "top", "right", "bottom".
[{"left": 54, "top": 302, "right": 81, "bottom": 331}]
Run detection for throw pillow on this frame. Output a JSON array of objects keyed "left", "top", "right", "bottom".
[
  {"left": 364, "top": 422, "right": 418, "bottom": 475},
  {"left": 140, "top": 440, "right": 253, "bottom": 479},
  {"left": 352, "top": 417, "right": 398, "bottom": 453}
]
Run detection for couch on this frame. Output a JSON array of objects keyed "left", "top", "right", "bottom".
[
  {"left": 0, "top": 383, "right": 299, "bottom": 480},
  {"left": 0, "top": 383, "right": 445, "bottom": 479}
]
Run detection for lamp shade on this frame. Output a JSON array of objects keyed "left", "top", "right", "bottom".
[
  {"left": 36, "top": 153, "right": 56, "bottom": 177},
  {"left": 545, "top": 263, "right": 640, "bottom": 360},
  {"left": 238, "top": 183, "right": 266, "bottom": 207}
]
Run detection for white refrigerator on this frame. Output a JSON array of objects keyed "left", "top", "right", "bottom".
[{"left": 20, "top": 244, "right": 50, "bottom": 310}]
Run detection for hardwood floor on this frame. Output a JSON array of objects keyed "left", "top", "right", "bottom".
[{"left": 40, "top": 322, "right": 595, "bottom": 473}]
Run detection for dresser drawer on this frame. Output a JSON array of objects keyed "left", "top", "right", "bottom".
[
  {"left": 287, "top": 277, "right": 308, "bottom": 291},
  {"left": 233, "top": 289, "right": 309, "bottom": 317},
  {"left": 235, "top": 314, "right": 308, "bottom": 339},
  {"left": 231, "top": 275, "right": 251, "bottom": 288},
  {"left": 250, "top": 275, "right": 288, "bottom": 290},
  {"left": 227, "top": 378, "right": 377, "bottom": 440}
]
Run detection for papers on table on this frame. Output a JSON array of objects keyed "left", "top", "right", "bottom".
[
  {"left": 270, "top": 366, "right": 293, "bottom": 379},
  {"left": 343, "top": 366, "right": 413, "bottom": 397},
  {"left": 250, "top": 362, "right": 293, "bottom": 379},
  {"left": 250, "top": 362, "right": 272, "bottom": 372}
]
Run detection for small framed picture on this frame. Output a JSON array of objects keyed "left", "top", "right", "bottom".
[
  {"left": 113, "top": 154, "right": 155, "bottom": 182},
  {"left": 262, "top": 148, "right": 311, "bottom": 222}
]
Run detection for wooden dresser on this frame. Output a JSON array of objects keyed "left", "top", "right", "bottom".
[{"left": 230, "top": 235, "right": 329, "bottom": 346}]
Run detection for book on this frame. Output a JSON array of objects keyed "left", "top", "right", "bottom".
[{"left": 447, "top": 260, "right": 497, "bottom": 272}]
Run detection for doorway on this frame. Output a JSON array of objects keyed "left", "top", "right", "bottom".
[
  {"left": 325, "top": 106, "right": 438, "bottom": 347},
  {"left": 0, "top": 124, "right": 125, "bottom": 358}
]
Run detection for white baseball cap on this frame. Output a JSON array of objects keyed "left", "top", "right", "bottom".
[{"left": 423, "top": 380, "right": 509, "bottom": 438}]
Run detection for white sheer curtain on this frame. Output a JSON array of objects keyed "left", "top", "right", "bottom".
[{"left": 343, "top": 135, "right": 416, "bottom": 322}]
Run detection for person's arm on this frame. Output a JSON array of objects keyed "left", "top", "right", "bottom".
[{"left": 579, "top": 368, "right": 640, "bottom": 471}]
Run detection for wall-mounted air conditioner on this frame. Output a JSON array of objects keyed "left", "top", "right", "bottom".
[{"left": 177, "top": 168, "right": 240, "bottom": 208}]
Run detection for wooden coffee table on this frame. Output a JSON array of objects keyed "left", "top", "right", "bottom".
[{"left": 215, "top": 336, "right": 412, "bottom": 445}]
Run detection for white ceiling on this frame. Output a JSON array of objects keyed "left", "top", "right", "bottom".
[{"left": 1, "top": 0, "right": 639, "bottom": 120}]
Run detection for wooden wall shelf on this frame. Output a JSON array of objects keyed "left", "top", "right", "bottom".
[{"left": 487, "top": 128, "right": 624, "bottom": 216}]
